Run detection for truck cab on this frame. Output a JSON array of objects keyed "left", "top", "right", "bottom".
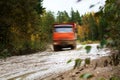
[{"left": 53, "top": 23, "right": 77, "bottom": 51}]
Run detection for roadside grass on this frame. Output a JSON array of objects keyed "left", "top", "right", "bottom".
[{"left": 78, "top": 40, "right": 100, "bottom": 45}]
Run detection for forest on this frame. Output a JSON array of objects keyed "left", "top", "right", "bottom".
[{"left": 0, "top": 0, "right": 120, "bottom": 59}]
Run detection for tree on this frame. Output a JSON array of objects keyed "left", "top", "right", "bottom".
[
  {"left": 103, "top": 0, "right": 120, "bottom": 52},
  {"left": 81, "top": 13, "right": 99, "bottom": 41},
  {"left": 40, "top": 11, "right": 55, "bottom": 42},
  {"left": 0, "top": 0, "right": 44, "bottom": 55},
  {"left": 70, "top": 9, "right": 82, "bottom": 25},
  {"left": 56, "top": 11, "right": 70, "bottom": 23}
]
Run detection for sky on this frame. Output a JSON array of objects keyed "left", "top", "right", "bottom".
[{"left": 43, "top": 0, "right": 106, "bottom": 15}]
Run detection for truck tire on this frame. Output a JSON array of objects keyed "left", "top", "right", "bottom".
[
  {"left": 71, "top": 45, "right": 76, "bottom": 50},
  {"left": 53, "top": 45, "right": 61, "bottom": 51}
]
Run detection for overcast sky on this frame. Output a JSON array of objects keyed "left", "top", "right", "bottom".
[{"left": 43, "top": 0, "right": 106, "bottom": 15}]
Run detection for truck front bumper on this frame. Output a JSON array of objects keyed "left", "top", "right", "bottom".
[{"left": 53, "top": 40, "right": 76, "bottom": 47}]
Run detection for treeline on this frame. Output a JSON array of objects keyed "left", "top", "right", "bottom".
[
  {"left": 77, "top": 13, "right": 107, "bottom": 41},
  {"left": 0, "top": 0, "right": 120, "bottom": 58},
  {"left": 80, "top": 0, "right": 120, "bottom": 53}
]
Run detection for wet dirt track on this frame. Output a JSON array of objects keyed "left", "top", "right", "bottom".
[{"left": 0, "top": 44, "right": 110, "bottom": 80}]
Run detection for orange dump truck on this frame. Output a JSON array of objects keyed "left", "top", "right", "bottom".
[{"left": 53, "top": 23, "right": 77, "bottom": 51}]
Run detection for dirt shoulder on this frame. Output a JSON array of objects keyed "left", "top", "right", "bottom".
[{"left": 45, "top": 56, "right": 120, "bottom": 80}]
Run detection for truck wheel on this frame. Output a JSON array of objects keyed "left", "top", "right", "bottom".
[
  {"left": 71, "top": 45, "right": 76, "bottom": 50},
  {"left": 53, "top": 45, "right": 60, "bottom": 51}
]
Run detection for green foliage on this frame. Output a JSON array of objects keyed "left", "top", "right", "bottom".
[
  {"left": 78, "top": 0, "right": 120, "bottom": 53},
  {"left": 103, "top": 0, "right": 120, "bottom": 52},
  {"left": 67, "top": 59, "right": 72, "bottom": 64},
  {"left": 85, "top": 46, "right": 92, "bottom": 53},
  {"left": 74, "top": 58, "right": 82, "bottom": 69},
  {"left": 0, "top": 49, "right": 11, "bottom": 59},
  {"left": 81, "top": 0, "right": 120, "bottom": 67},
  {"left": 80, "top": 73, "right": 94, "bottom": 79},
  {"left": 102, "top": 0, "right": 120, "bottom": 65},
  {"left": 110, "top": 76, "right": 120, "bottom": 80},
  {"left": 98, "top": 76, "right": 120, "bottom": 80},
  {"left": 100, "top": 39, "right": 107, "bottom": 48},
  {"left": 70, "top": 9, "right": 82, "bottom": 25},
  {"left": 40, "top": 11, "right": 55, "bottom": 42},
  {"left": 98, "top": 77, "right": 106, "bottom": 80},
  {"left": 81, "top": 13, "right": 99, "bottom": 41},
  {"left": 0, "top": 0, "right": 47, "bottom": 56},
  {"left": 56, "top": 11, "right": 70, "bottom": 23},
  {"left": 85, "top": 58, "right": 91, "bottom": 65},
  {"left": 56, "top": 9, "right": 82, "bottom": 24},
  {"left": 35, "top": 0, "right": 44, "bottom": 14},
  {"left": 80, "top": 40, "right": 99, "bottom": 45}
]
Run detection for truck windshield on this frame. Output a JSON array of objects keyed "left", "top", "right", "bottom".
[{"left": 54, "top": 26, "right": 73, "bottom": 32}]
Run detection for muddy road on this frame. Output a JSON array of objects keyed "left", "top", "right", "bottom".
[{"left": 0, "top": 44, "right": 110, "bottom": 80}]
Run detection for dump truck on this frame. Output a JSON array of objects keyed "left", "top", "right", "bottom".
[{"left": 53, "top": 23, "right": 77, "bottom": 51}]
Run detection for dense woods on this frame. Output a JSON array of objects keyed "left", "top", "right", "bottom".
[
  {"left": 0, "top": 0, "right": 120, "bottom": 60},
  {"left": 0, "top": 0, "right": 45, "bottom": 57}
]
